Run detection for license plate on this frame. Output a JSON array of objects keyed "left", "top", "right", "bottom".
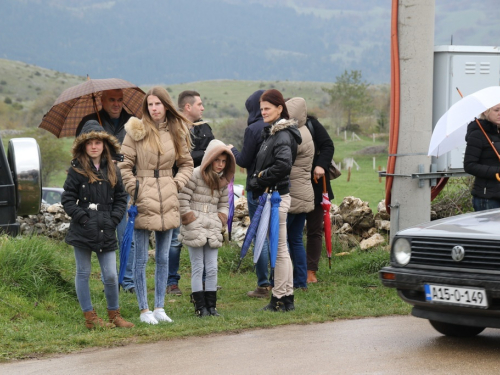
[{"left": 424, "top": 284, "right": 488, "bottom": 308}]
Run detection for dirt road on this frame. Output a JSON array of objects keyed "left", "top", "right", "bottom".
[{"left": 2, "top": 315, "right": 500, "bottom": 374}]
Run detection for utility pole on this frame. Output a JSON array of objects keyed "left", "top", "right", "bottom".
[{"left": 390, "top": 0, "right": 435, "bottom": 238}]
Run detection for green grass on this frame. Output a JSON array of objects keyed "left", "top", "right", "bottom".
[{"left": 0, "top": 235, "right": 409, "bottom": 361}]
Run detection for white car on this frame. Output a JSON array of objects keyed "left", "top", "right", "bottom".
[{"left": 42, "top": 187, "right": 64, "bottom": 205}]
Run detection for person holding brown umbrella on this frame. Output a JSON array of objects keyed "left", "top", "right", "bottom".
[{"left": 76, "top": 89, "right": 131, "bottom": 144}]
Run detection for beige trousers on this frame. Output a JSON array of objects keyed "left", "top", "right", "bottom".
[{"left": 271, "top": 193, "right": 293, "bottom": 299}]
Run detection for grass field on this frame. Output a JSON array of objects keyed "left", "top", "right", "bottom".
[{"left": 0, "top": 235, "right": 408, "bottom": 361}]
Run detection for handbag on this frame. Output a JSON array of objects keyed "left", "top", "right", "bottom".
[{"left": 328, "top": 160, "right": 341, "bottom": 180}]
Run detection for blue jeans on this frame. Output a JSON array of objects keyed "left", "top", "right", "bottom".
[
  {"left": 167, "top": 226, "right": 182, "bottom": 286},
  {"left": 247, "top": 190, "right": 270, "bottom": 287},
  {"left": 117, "top": 195, "right": 135, "bottom": 290},
  {"left": 287, "top": 213, "right": 308, "bottom": 288},
  {"left": 134, "top": 228, "right": 172, "bottom": 311},
  {"left": 74, "top": 247, "right": 119, "bottom": 312},
  {"left": 472, "top": 196, "right": 500, "bottom": 212}
]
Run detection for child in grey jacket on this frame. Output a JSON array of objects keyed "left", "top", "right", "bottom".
[{"left": 178, "top": 139, "right": 235, "bottom": 317}]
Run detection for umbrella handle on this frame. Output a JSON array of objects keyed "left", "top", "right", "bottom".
[
  {"left": 322, "top": 175, "right": 327, "bottom": 194},
  {"left": 133, "top": 180, "right": 139, "bottom": 204},
  {"left": 497, "top": 174, "right": 500, "bottom": 182}
]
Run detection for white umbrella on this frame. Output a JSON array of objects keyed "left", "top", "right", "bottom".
[
  {"left": 253, "top": 194, "right": 271, "bottom": 264},
  {"left": 428, "top": 86, "right": 500, "bottom": 157}
]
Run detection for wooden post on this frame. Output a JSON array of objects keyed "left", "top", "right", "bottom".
[{"left": 347, "top": 167, "right": 351, "bottom": 182}]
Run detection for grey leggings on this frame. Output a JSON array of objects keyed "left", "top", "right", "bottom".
[{"left": 188, "top": 244, "right": 218, "bottom": 292}]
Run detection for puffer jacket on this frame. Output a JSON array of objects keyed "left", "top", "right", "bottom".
[
  {"left": 119, "top": 117, "right": 194, "bottom": 231},
  {"left": 248, "top": 118, "right": 302, "bottom": 196},
  {"left": 178, "top": 139, "right": 235, "bottom": 248},
  {"left": 286, "top": 97, "right": 314, "bottom": 214},
  {"left": 62, "top": 158, "right": 127, "bottom": 253},
  {"left": 464, "top": 119, "right": 500, "bottom": 199}
]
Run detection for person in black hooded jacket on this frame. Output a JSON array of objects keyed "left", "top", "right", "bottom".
[
  {"left": 464, "top": 103, "right": 500, "bottom": 211},
  {"left": 250, "top": 89, "right": 302, "bottom": 313},
  {"left": 229, "top": 90, "right": 273, "bottom": 298},
  {"left": 62, "top": 120, "right": 132, "bottom": 330}
]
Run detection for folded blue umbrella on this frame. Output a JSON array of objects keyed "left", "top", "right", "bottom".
[
  {"left": 227, "top": 179, "right": 234, "bottom": 241},
  {"left": 236, "top": 189, "right": 268, "bottom": 270},
  {"left": 268, "top": 190, "right": 281, "bottom": 281},
  {"left": 118, "top": 181, "right": 138, "bottom": 286}
]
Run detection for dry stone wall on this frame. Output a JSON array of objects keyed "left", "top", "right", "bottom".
[{"left": 17, "top": 197, "right": 390, "bottom": 251}]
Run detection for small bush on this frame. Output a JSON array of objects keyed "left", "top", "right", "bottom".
[
  {"left": 431, "top": 177, "right": 474, "bottom": 219},
  {"left": 4, "top": 97, "right": 12, "bottom": 104}
]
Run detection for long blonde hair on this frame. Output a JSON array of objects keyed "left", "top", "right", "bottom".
[
  {"left": 73, "top": 140, "right": 118, "bottom": 187},
  {"left": 141, "top": 86, "right": 193, "bottom": 155}
]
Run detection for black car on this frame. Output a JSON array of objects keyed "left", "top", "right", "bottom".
[{"left": 380, "top": 209, "right": 500, "bottom": 337}]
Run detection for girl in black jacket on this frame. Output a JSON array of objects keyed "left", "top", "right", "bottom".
[
  {"left": 464, "top": 104, "right": 500, "bottom": 211},
  {"left": 62, "top": 120, "right": 133, "bottom": 330}
]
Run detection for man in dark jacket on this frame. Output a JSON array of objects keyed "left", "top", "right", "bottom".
[
  {"left": 76, "top": 89, "right": 135, "bottom": 293},
  {"left": 167, "top": 90, "right": 215, "bottom": 295},
  {"left": 76, "top": 89, "right": 132, "bottom": 144},
  {"left": 228, "top": 90, "right": 272, "bottom": 298}
]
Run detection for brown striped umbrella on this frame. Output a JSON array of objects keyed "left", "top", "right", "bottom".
[{"left": 38, "top": 78, "right": 145, "bottom": 138}]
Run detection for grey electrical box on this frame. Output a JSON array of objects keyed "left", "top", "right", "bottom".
[{"left": 432, "top": 45, "right": 500, "bottom": 171}]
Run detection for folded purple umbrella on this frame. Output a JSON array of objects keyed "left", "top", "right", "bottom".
[
  {"left": 236, "top": 189, "right": 268, "bottom": 270},
  {"left": 227, "top": 179, "right": 234, "bottom": 241},
  {"left": 269, "top": 190, "right": 281, "bottom": 281}
]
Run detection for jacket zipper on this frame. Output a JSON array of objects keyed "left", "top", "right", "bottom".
[{"left": 156, "top": 152, "right": 165, "bottom": 231}]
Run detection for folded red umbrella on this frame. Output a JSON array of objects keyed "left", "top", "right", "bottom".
[{"left": 320, "top": 176, "right": 332, "bottom": 268}]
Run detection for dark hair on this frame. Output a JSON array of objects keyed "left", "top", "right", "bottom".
[
  {"left": 178, "top": 90, "right": 201, "bottom": 109},
  {"left": 260, "top": 89, "right": 289, "bottom": 119}
]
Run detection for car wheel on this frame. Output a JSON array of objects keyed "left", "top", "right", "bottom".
[{"left": 429, "top": 320, "right": 485, "bottom": 337}]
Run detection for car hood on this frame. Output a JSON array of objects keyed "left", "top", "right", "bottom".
[{"left": 397, "top": 209, "right": 500, "bottom": 240}]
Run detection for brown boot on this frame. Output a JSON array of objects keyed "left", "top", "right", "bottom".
[
  {"left": 307, "top": 270, "right": 318, "bottom": 283},
  {"left": 108, "top": 309, "right": 135, "bottom": 328},
  {"left": 83, "top": 309, "right": 115, "bottom": 329},
  {"left": 247, "top": 286, "right": 270, "bottom": 298}
]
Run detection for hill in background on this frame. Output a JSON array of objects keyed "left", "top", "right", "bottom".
[{"left": 3, "top": 0, "right": 497, "bottom": 87}]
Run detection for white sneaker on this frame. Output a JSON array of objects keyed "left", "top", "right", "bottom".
[
  {"left": 140, "top": 311, "right": 158, "bottom": 325},
  {"left": 153, "top": 308, "right": 173, "bottom": 323}
]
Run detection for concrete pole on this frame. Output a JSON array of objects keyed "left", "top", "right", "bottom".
[{"left": 390, "top": 0, "right": 434, "bottom": 240}]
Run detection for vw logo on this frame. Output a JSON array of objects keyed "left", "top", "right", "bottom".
[{"left": 451, "top": 246, "right": 465, "bottom": 262}]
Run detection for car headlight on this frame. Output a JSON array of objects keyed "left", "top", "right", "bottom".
[{"left": 393, "top": 237, "right": 411, "bottom": 266}]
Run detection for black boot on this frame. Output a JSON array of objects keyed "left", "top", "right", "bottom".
[
  {"left": 262, "top": 295, "right": 286, "bottom": 312},
  {"left": 284, "top": 294, "right": 295, "bottom": 311},
  {"left": 205, "top": 291, "right": 221, "bottom": 317},
  {"left": 191, "top": 291, "right": 210, "bottom": 318}
]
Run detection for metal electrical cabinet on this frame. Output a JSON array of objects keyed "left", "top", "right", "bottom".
[{"left": 432, "top": 45, "right": 500, "bottom": 172}]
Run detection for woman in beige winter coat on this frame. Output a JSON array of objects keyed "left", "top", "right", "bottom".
[
  {"left": 285, "top": 97, "right": 315, "bottom": 290},
  {"left": 119, "top": 86, "right": 193, "bottom": 325},
  {"left": 178, "top": 139, "right": 235, "bottom": 317}
]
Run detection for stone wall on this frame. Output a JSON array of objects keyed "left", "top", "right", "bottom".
[{"left": 18, "top": 197, "right": 390, "bottom": 251}]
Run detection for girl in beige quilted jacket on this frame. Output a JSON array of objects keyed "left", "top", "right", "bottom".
[{"left": 178, "top": 139, "right": 235, "bottom": 317}]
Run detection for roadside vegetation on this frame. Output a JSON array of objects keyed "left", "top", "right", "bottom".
[{"left": 0, "top": 234, "right": 409, "bottom": 361}]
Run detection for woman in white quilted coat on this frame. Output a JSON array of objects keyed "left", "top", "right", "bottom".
[{"left": 178, "top": 139, "right": 235, "bottom": 317}]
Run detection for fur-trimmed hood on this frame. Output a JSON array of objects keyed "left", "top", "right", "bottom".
[
  {"left": 72, "top": 120, "right": 121, "bottom": 158},
  {"left": 269, "top": 118, "right": 302, "bottom": 145},
  {"left": 200, "top": 139, "right": 236, "bottom": 187},
  {"left": 123, "top": 116, "right": 149, "bottom": 142}
]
